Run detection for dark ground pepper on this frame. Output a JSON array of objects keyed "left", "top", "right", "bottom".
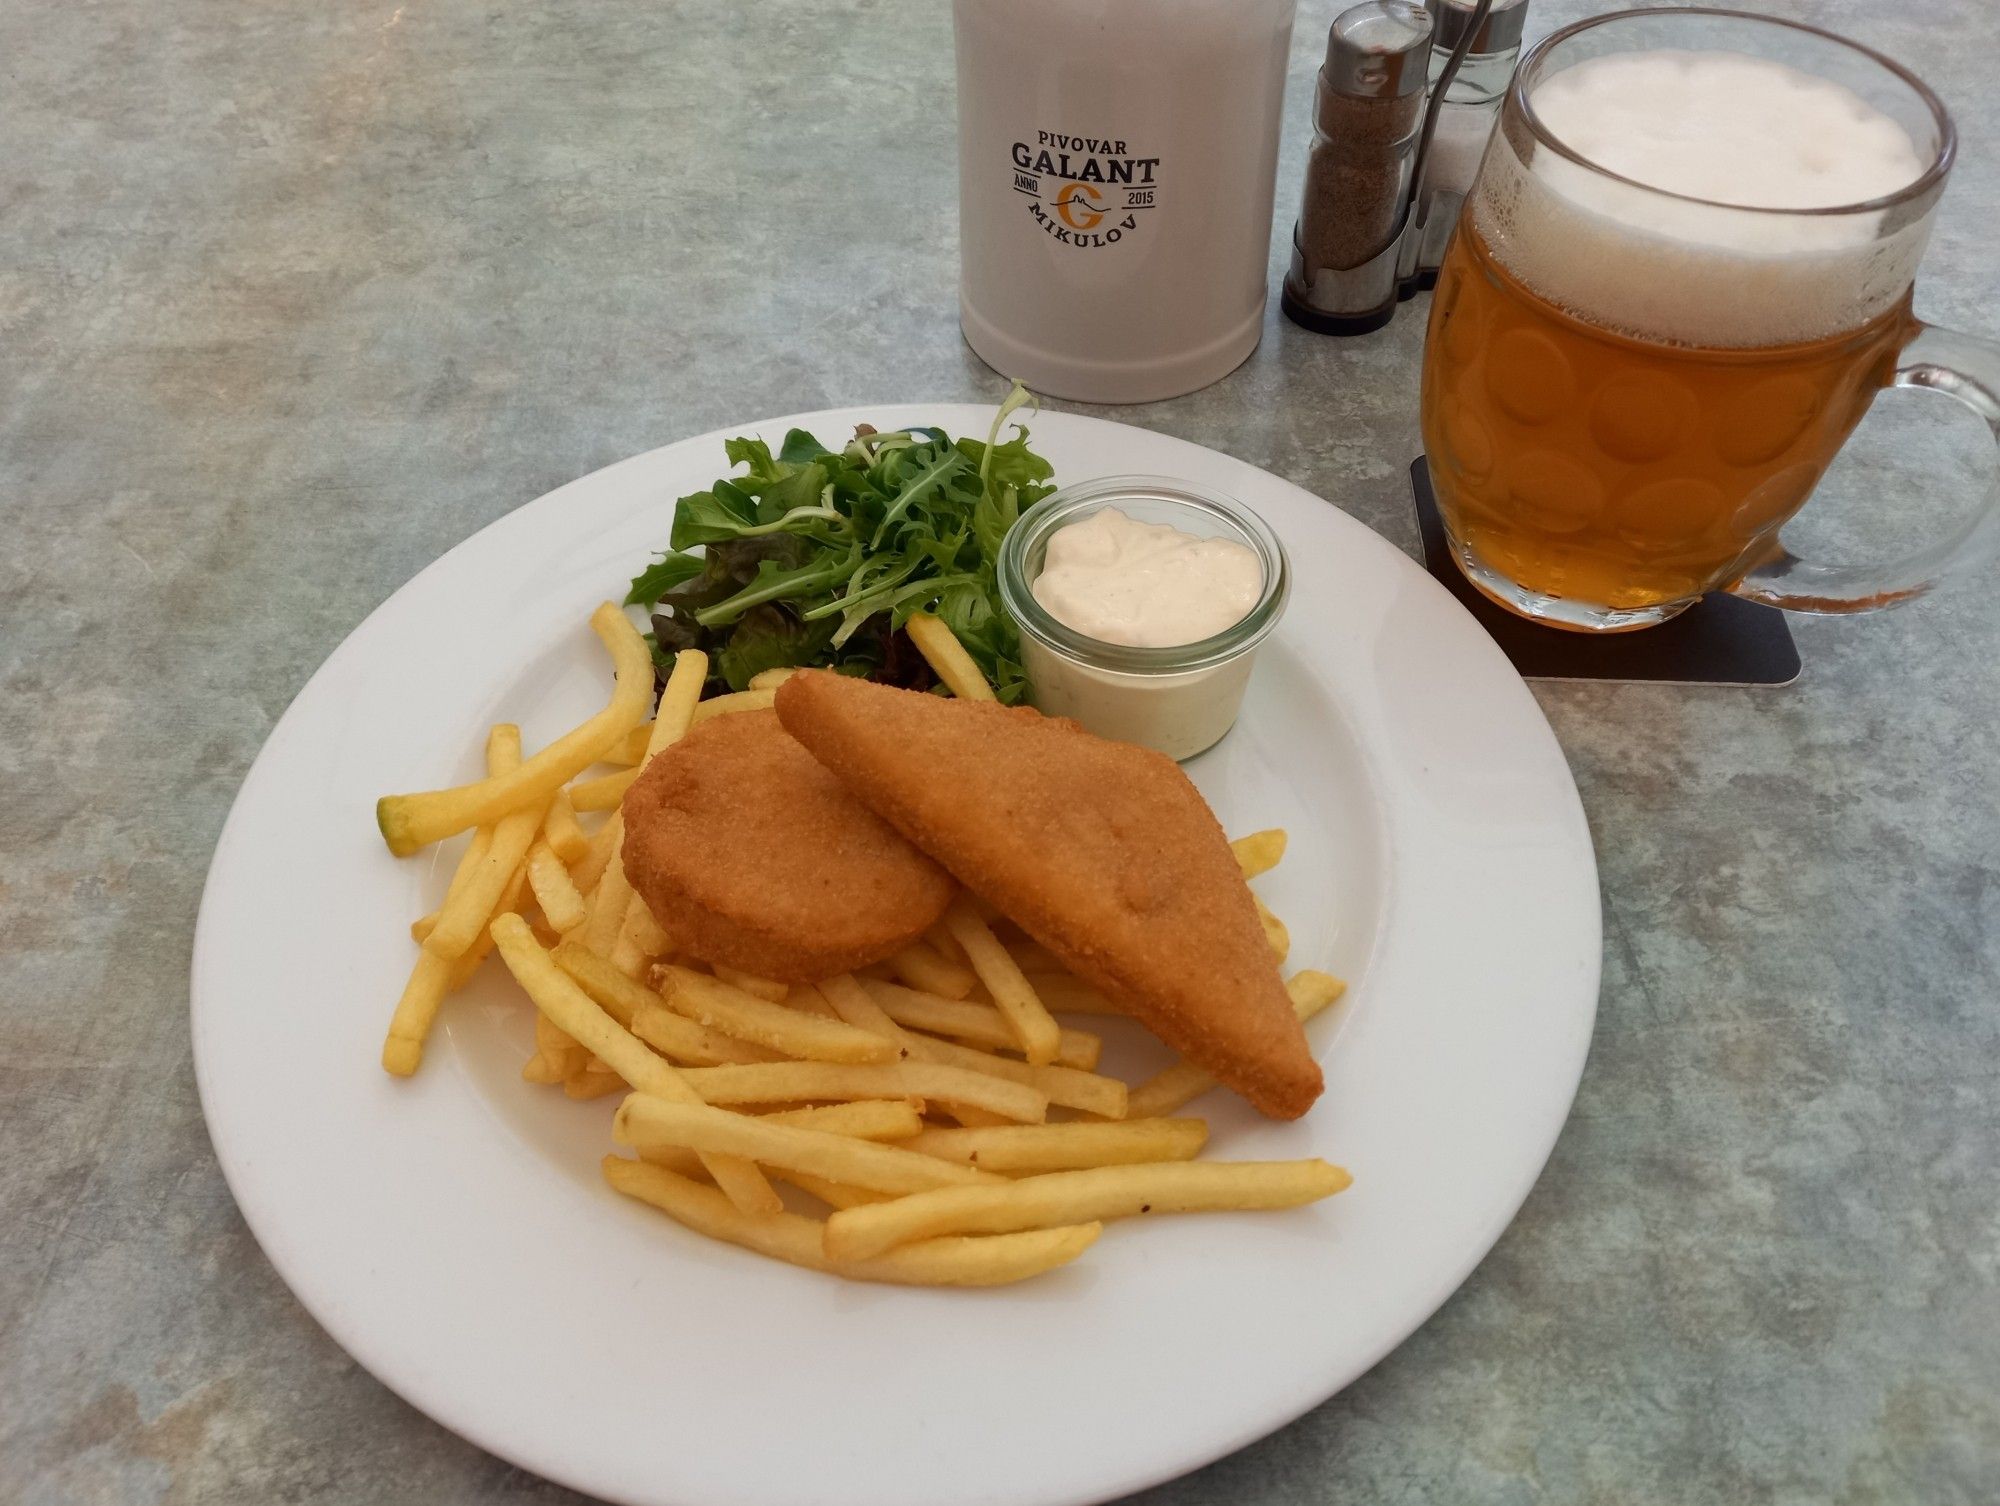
[{"left": 1298, "top": 71, "right": 1427, "bottom": 273}]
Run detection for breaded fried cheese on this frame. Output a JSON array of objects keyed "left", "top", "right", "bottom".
[
  {"left": 775, "top": 672, "right": 1323, "bottom": 1118},
  {"left": 620, "top": 708, "right": 954, "bottom": 983}
]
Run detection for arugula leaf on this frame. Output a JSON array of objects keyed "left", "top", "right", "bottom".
[
  {"left": 694, "top": 544, "right": 860, "bottom": 628},
  {"left": 670, "top": 483, "right": 760, "bottom": 548},
  {"left": 628, "top": 384, "right": 1049, "bottom": 702},
  {"left": 779, "top": 428, "right": 833, "bottom": 466},
  {"left": 713, "top": 605, "right": 836, "bottom": 691},
  {"left": 626, "top": 550, "right": 706, "bottom": 608},
  {"left": 723, "top": 436, "right": 783, "bottom": 482}
]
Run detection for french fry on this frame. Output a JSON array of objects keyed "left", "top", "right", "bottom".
[
  {"left": 525, "top": 840, "right": 588, "bottom": 933},
  {"left": 860, "top": 979, "right": 1101, "bottom": 1070},
  {"left": 673, "top": 1061, "right": 1048, "bottom": 1123},
  {"left": 611, "top": 902, "right": 672, "bottom": 978},
  {"left": 608, "top": 927, "right": 649, "bottom": 979},
  {"left": 631, "top": 1001, "right": 779, "bottom": 1066},
  {"left": 943, "top": 898, "right": 1060, "bottom": 1066},
  {"left": 784, "top": 982, "right": 839, "bottom": 1018},
  {"left": 817, "top": 973, "right": 922, "bottom": 1048},
  {"left": 541, "top": 790, "right": 589, "bottom": 864},
  {"left": 905, "top": 611, "right": 996, "bottom": 702},
  {"left": 604, "top": 1158, "right": 1099, "bottom": 1287},
  {"left": 712, "top": 964, "right": 789, "bottom": 1002},
  {"left": 567, "top": 812, "right": 620, "bottom": 892},
  {"left": 759, "top": 1100, "right": 925, "bottom": 1139},
  {"left": 760, "top": 1096, "right": 924, "bottom": 1136},
  {"left": 926, "top": 920, "right": 970, "bottom": 967},
  {"left": 768, "top": 1169, "right": 895, "bottom": 1209},
  {"left": 934, "top": 1104, "right": 1012, "bottom": 1128},
  {"left": 1125, "top": 970, "right": 1346, "bottom": 1119},
  {"left": 823, "top": 1159, "right": 1351, "bottom": 1262},
  {"left": 845, "top": 972, "right": 1117, "bottom": 1116},
  {"left": 425, "top": 745, "right": 547, "bottom": 959},
  {"left": 614, "top": 1097, "right": 1000, "bottom": 1195},
  {"left": 411, "top": 826, "right": 495, "bottom": 943},
  {"left": 746, "top": 668, "right": 800, "bottom": 691},
  {"left": 692, "top": 687, "right": 777, "bottom": 724},
  {"left": 643, "top": 649, "right": 705, "bottom": 735},
  {"left": 597, "top": 652, "right": 706, "bottom": 971},
  {"left": 579, "top": 823, "right": 632, "bottom": 957},
  {"left": 606, "top": 689, "right": 780, "bottom": 764},
  {"left": 637, "top": 1101, "right": 919, "bottom": 1182},
  {"left": 490, "top": 916, "right": 779, "bottom": 1215},
  {"left": 1255, "top": 896, "right": 1289, "bottom": 963},
  {"left": 521, "top": 1051, "right": 564, "bottom": 1084},
  {"left": 566, "top": 1067, "right": 626, "bottom": 1100},
  {"left": 550, "top": 940, "right": 651, "bottom": 1026},
  {"left": 822, "top": 974, "right": 1019, "bottom": 1132},
  {"left": 607, "top": 723, "right": 649, "bottom": 766},
  {"left": 382, "top": 956, "right": 458, "bottom": 1075},
  {"left": 1231, "top": 828, "right": 1288, "bottom": 881},
  {"left": 656, "top": 966, "right": 899, "bottom": 1065},
  {"left": 902, "top": 1119, "right": 1209, "bottom": 1174},
  {"left": 901, "top": 1031, "right": 1128, "bottom": 1120},
  {"left": 570, "top": 766, "right": 639, "bottom": 814},
  {"left": 533, "top": 1008, "right": 586, "bottom": 1083},
  {"left": 382, "top": 733, "right": 520, "bottom": 1074},
  {"left": 555, "top": 944, "right": 776, "bottom": 1068},
  {"left": 631, "top": 907, "right": 672, "bottom": 956},
  {"left": 376, "top": 603, "right": 652, "bottom": 855},
  {"left": 888, "top": 940, "right": 977, "bottom": 1000},
  {"left": 443, "top": 862, "right": 529, "bottom": 992},
  {"left": 1021, "top": 973, "right": 1122, "bottom": 1017}
]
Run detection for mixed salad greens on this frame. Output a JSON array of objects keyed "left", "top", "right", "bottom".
[{"left": 626, "top": 385, "right": 1053, "bottom": 705}]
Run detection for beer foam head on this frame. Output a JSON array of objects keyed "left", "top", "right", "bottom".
[{"left": 1474, "top": 49, "right": 1935, "bottom": 346}]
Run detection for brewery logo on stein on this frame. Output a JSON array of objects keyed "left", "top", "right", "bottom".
[{"left": 1008, "top": 132, "right": 1159, "bottom": 248}]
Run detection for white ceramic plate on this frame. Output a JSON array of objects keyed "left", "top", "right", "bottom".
[{"left": 192, "top": 406, "right": 1599, "bottom": 1506}]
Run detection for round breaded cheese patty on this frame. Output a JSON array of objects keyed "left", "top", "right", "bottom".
[{"left": 619, "top": 707, "right": 954, "bottom": 982}]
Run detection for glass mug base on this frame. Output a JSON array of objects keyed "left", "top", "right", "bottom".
[{"left": 1446, "top": 532, "right": 1698, "bottom": 633}]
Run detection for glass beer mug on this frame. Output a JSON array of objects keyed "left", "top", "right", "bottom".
[{"left": 1421, "top": 7, "right": 2000, "bottom": 631}]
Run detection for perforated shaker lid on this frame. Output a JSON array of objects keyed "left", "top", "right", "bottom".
[
  {"left": 1426, "top": 0, "right": 1529, "bottom": 55},
  {"left": 1324, "top": 1, "right": 1435, "bottom": 99}
]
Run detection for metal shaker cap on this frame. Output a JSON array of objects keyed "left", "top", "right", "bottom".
[
  {"left": 1426, "top": 0, "right": 1529, "bottom": 55},
  {"left": 1323, "top": 1, "right": 1434, "bottom": 99}
]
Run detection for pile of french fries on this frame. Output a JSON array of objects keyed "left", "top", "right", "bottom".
[{"left": 375, "top": 604, "right": 1351, "bottom": 1286}]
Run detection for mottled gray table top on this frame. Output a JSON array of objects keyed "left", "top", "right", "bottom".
[{"left": 5, "top": 0, "right": 1997, "bottom": 1501}]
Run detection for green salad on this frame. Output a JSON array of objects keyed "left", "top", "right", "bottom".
[{"left": 626, "top": 385, "right": 1053, "bottom": 704}]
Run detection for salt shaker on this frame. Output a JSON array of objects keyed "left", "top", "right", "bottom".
[
  {"left": 1281, "top": 2, "right": 1435, "bottom": 336},
  {"left": 1404, "top": 0, "right": 1530, "bottom": 290}
]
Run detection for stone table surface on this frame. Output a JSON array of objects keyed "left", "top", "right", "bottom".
[{"left": 4, "top": 0, "right": 1997, "bottom": 1501}]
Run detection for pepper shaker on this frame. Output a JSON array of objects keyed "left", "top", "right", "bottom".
[{"left": 1281, "top": 2, "right": 1435, "bottom": 336}]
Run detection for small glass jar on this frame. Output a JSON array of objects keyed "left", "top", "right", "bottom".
[{"left": 997, "top": 475, "right": 1290, "bottom": 761}]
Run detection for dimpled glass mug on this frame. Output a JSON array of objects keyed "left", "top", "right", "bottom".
[{"left": 1421, "top": 8, "right": 2000, "bottom": 632}]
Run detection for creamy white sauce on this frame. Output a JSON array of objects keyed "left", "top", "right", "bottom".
[{"left": 1030, "top": 507, "right": 1263, "bottom": 648}]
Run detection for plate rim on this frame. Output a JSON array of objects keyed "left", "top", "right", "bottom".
[{"left": 191, "top": 403, "right": 1600, "bottom": 1506}]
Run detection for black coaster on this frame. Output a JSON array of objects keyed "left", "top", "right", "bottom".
[{"left": 1410, "top": 457, "right": 1800, "bottom": 686}]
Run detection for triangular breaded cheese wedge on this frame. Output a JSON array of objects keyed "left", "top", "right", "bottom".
[{"left": 775, "top": 671, "right": 1322, "bottom": 1118}]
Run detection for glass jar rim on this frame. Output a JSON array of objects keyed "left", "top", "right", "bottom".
[
  {"left": 997, "top": 474, "right": 1291, "bottom": 676},
  {"left": 1510, "top": 6, "right": 1955, "bottom": 220}
]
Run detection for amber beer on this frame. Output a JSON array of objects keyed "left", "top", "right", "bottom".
[
  {"left": 1417, "top": 27, "right": 1953, "bottom": 630},
  {"left": 1423, "top": 222, "right": 1912, "bottom": 615}
]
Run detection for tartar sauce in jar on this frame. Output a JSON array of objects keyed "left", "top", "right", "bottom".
[
  {"left": 997, "top": 478, "right": 1290, "bottom": 762},
  {"left": 1030, "top": 508, "right": 1263, "bottom": 647}
]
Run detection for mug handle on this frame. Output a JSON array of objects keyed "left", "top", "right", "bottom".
[{"left": 1730, "top": 321, "right": 2000, "bottom": 612}]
